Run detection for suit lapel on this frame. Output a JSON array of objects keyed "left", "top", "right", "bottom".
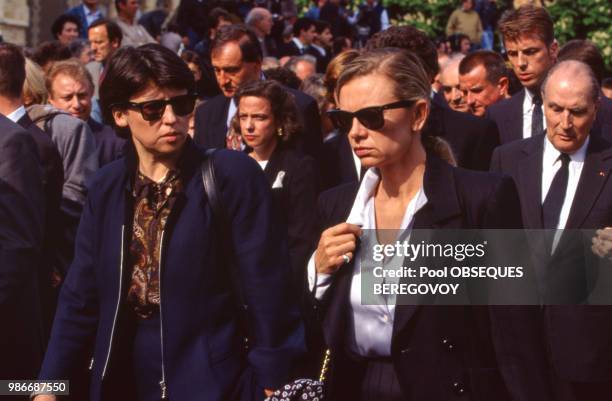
[
  {"left": 518, "top": 135, "right": 545, "bottom": 229},
  {"left": 565, "top": 136, "right": 612, "bottom": 228},
  {"left": 393, "top": 156, "right": 463, "bottom": 337},
  {"left": 262, "top": 146, "right": 285, "bottom": 186},
  {"left": 502, "top": 90, "right": 525, "bottom": 144}
]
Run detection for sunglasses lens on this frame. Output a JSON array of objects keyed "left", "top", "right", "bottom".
[
  {"left": 140, "top": 101, "right": 166, "bottom": 121},
  {"left": 171, "top": 95, "right": 197, "bottom": 116},
  {"left": 327, "top": 110, "right": 353, "bottom": 131},
  {"left": 356, "top": 108, "right": 384, "bottom": 130}
]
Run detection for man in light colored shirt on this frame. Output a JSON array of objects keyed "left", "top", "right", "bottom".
[
  {"left": 486, "top": 5, "right": 558, "bottom": 144},
  {"left": 114, "top": 0, "right": 156, "bottom": 47},
  {"left": 491, "top": 60, "right": 612, "bottom": 401}
]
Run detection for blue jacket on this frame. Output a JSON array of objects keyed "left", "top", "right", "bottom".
[{"left": 39, "top": 139, "right": 305, "bottom": 401}]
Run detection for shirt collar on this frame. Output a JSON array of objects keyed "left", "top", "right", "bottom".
[
  {"left": 5, "top": 105, "right": 26, "bottom": 123},
  {"left": 83, "top": 3, "right": 100, "bottom": 16},
  {"left": 311, "top": 43, "right": 326, "bottom": 56},
  {"left": 543, "top": 133, "right": 590, "bottom": 167},
  {"left": 292, "top": 37, "right": 305, "bottom": 51}
]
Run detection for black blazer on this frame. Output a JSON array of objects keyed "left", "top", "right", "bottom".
[
  {"left": 306, "top": 46, "right": 332, "bottom": 74},
  {"left": 320, "top": 134, "right": 358, "bottom": 190},
  {"left": 0, "top": 114, "right": 45, "bottom": 380},
  {"left": 594, "top": 95, "right": 612, "bottom": 142},
  {"left": 491, "top": 133, "right": 612, "bottom": 384},
  {"left": 311, "top": 155, "right": 549, "bottom": 401},
  {"left": 193, "top": 87, "right": 323, "bottom": 160},
  {"left": 261, "top": 146, "right": 319, "bottom": 297},
  {"left": 486, "top": 89, "right": 525, "bottom": 145},
  {"left": 424, "top": 100, "right": 500, "bottom": 171},
  {"left": 278, "top": 40, "right": 305, "bottom": 58}
]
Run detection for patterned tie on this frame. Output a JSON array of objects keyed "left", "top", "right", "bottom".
[
  {"left": 531, "top": 93, "right": 544, "bottom": 137},
  {"left": 542, "top": 153, "right": 570, "bottom": 229}
]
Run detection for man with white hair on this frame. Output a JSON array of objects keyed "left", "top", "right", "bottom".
[
  {"left": 491, "top": 60, "right": 612, "bottom": 401},
  {"left": 439, "top": 54, "right": 468, "bottom": 112},
  {"left": 285, "top": 55, "right": 317, "bottom": 81},
  {"left": 245, "top": 7, "right": 277, "bottom": 57}
]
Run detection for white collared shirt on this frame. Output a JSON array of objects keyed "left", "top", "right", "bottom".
[
  {"left": 5, "top": 105, "right": 26, "bottom": 123},
  {"left": 307, "top": 168, "right": 428, "bottom": 356},
  {"left": 291, "top": 37, "right": 306, "bottom": 53},
  {"left": 310, "top": 43, "right": 326, "bottom": 57},
  {"left": 82, "top": 3, "right": 103, "bottom": 27},
  {"left": 522, "top": 89, "right": 547, "bottom": 139},
  {"left": 541, "top": 135, "right": 589, "bottom": 231}
]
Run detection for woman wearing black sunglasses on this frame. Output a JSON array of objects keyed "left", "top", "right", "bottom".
[
  {"left": 34, "top": 44, "right": 304, "bottom": 401},
  {"left": 307, "top": 48, "right": 524, "bottom": 401}
]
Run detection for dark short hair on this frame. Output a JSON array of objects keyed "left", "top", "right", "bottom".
[
  {"left": 181, "top": 50, "right": 201, "bottom": 66},
  {"left": 231, "top": 80, "right": 301, "bottom": 143},
  {"left": 314, "top": 20, "right": 331, "bottom": 35},
  {"left": 459, "top": 50, "right": 508, "bottom": 85},
  {"left": 448, "top": 33, "right": 470, "bottom": 53},
  {"left": 209, "top": 7, "right": 232, "bottom": 30},
  {"left": 99, "top": 44, "right": 195, "bottom": 138},
  {"left": 558, "top": 40, "right": 606, "bottom": 84},
  {"left": 0, "top": 43, "right": 26, "bottom": 98},
  {"left": 293, "top": 17, "right": 315, "bottom": 37},
  {"left": 210, "top": 24, "right": 263, "bottom": 63},
  {"left": 263, "top": 67, "right": 302, "bottom": 90},
  {"left": 365, "top": 26, "right": 439, "bottom": 80},
  {"left": 603, "top": 77, "right": 612, "bottom": 90},
  {"left": 115, "top": 0, "right": 127, "bottom": 13},
  {"left": 333, "top": 36, "right": 351, "bottom": 55},
  {"left": 31, "top": 41, "right": 72, "bottom": 70},
  {"left": 51, "top": 14, "right": 82, "bottom": 39},
  {"left": 88, "top": 19, "right": 123, "bottom": 46},
  {"left": 498, "top": 5, "right": 555, "bottom": 46}
]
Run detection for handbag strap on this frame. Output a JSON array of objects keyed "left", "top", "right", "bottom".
[{"left": 200, "top": 149, "right": 248, "bottom": 312}]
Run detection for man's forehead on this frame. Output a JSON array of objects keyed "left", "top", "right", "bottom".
[
  {"left": 505, "top": 34, "right": 548, "bottom": 50},
  {"left": 212, "top": 42, "right": 243, "bottom": 64}
]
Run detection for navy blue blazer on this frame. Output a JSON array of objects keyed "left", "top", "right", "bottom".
[
  {"left": 491, "top": 133, "right": 612, "bottom": 385},
  {"left": 67, "top": 4, "right": 103, "bottom": 38},
  {"left": 38, "top": 139, "right": 305, "bottom": 401},
  {"left": 0, "top": 114, "right": 45, "bottom": 380},
  {"left": 309, "top": 155, "right": 554, "bottom": 401},
  {"left": 193, "top": 86, "right": 323, "bottom": 161}
]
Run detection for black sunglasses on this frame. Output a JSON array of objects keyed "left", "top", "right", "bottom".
[
  {"left": 326, "top": 100, "right": 416, "bottom": 131},
  {"left": 115, "top": 94, "right": 197, "bottom": 122}
]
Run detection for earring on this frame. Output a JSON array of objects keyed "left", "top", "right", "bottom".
[{"left": 277, "top": 127, "right": 284, "bottom": 137}]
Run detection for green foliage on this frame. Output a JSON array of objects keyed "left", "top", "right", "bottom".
[{"left": 547, "top": 0, "right": 612, "bottom": 68}]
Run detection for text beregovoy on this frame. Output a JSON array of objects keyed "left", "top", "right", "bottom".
[{"left": 373, "top": 283, "right": 460, "bottom": 295}]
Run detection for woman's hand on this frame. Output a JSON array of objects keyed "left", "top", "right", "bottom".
[{"left": 315, "top": 223, "right": 362, "bottom": 275}]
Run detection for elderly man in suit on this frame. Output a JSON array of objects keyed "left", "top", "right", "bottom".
[
  {"left": 0, "top": 113, "right": 45, "bottom": 381},
  {"left": 491, "top": 60, "right": 612, "bottom": 401},
  {"left": 194, "top": 24, "right": 322, "bottom": 160}
]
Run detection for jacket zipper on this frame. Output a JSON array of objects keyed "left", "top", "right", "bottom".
[
  {"left": 102, "top": 225, "right": 125, "bottom": 379},
  {"left": 159, "top": 230, "right": 168, "bottom": 400}
]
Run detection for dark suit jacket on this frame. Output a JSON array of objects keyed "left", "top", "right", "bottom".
[
  {"left": 306, "top": 46, "right": 332, "bottom": 74},
  {"left": 310, "top": 155, "right": 550, "bottom": 401},
  {"left": 87, "top": 119, "right": 126, "bottom": 167},
  {"left": 488, "top": 89, "right": 612, "bottom": 145},
  {"left": 193, "top": 87, "right": 323, "bottom": 161},
  {"left": 491, "top": 133, "right": 612, "bottom": 384},
  {"left": 278, "top": 40, "right": 305, "bottom": 58},
  {"left": 320, "top": 133, "right": 358, "bottom": 190},
  {"left": 38, "top": 139, "right": 305, "bottom": 401},
  {"left": 0, "top": 114, "right": 45, "bottom": 380},
  {"left": 424, "top": 100, "right": 500, "bottom": 171},
  {"left": 261, "top": 146, "right": 318, "bottom": 299}
]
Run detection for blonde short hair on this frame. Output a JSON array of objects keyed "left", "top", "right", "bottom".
[{"left": 23, "top": 58, "right": 47, "bottom": 106}]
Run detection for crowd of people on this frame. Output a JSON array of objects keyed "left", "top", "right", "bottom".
[{"left": 1, "top": 0, "right": 612, "bottom": 400}]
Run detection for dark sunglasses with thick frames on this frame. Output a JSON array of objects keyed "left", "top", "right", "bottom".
[
  {"left": 326, "top": 100, "right": 416, "bottom": 132},
  {"left": 113, "top": 94, "right": 198, "bottom": 122}
]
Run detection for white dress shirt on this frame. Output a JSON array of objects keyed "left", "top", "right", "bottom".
[
  {"left": 307, "top": 168, "right": 428, "bottom": 356},
  {"left": 522, "top": 89, "right": 547, "bottom": 139},
  {"left": 5, "top": 105, "right": 26, "bottom": 123},
  {"left": 82, "top": 4, "right": 103, "bottom": 27},
  {"left": 291, "top": 37, "right": 307, "bottom": 54},
  {"left": 310, "top": 44, "right": 327, "bottom": 57}
]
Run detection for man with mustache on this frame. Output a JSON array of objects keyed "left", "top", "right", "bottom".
[{"left": 491, "top": 60, "right": 612, "bottom": 401}]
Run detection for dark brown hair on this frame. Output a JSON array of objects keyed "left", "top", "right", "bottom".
[
  {"left": 459, "top": 50, "right": 508, "bottom": 84},
  {"left": 210, "top": 24, "right": 263, "bottom": 63},
  {"left": 498, "top": 5, "right": 555, "bottom": 45},
  {"left": 558, "top": 40, "right": 605, "bottom": 84},
  {"left": 99, "top": 44, "right": 195, "bottom": 138},
  {"left": 231, "top": 80, "right": 301, "bottom": 143},
  {"left": 324, "top": 49, "right": 360, "bottom": 104},
  {"left": 51, "top": 14, "right": 82, "bottom": 39},
  {"left": 365, "top": 26, "right": 439, "bottom": 80},
  {"left": 0, "top": 43, "right": 26, "bottom": 98}
]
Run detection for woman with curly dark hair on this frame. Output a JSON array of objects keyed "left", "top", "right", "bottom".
[{"left": 231, "top": 80, "right": 318, "bottom": 305}]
